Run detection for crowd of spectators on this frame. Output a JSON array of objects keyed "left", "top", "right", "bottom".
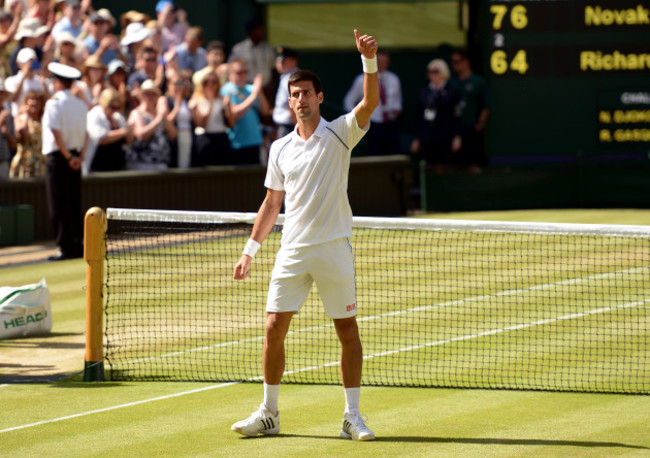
[{"left": 0, "top": 0, "right": 490, "bottom": 181}]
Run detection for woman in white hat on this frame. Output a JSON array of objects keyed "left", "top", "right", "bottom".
[
  {"left": 105, "top": 59, "right": 130, "bottom": 113},
  {"left": 4, "top": 47, "right": 49, "bottom": 117},
  {"left": 125, "top": 78, "right": 176, "bottom": 171},
  {"left": 52, "top": 31, "right": 82, "bottom": 68},
  {"left": 120, "top": 21, "right": 151, "bottom": 71}
]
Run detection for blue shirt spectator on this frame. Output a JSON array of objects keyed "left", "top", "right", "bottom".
[
  {"left": 173, "top": 26, "right": 207, "bottom": 73},
  {"left": 220, "top": 59, "right": 270, "bottom": 164},
  {"left": 51, "top": 0, "right": 83, "bottom": 40},
  {"left": 220, "top": 81, "right": 262, "bottom": 150}
]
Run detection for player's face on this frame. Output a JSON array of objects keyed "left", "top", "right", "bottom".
[{"left": 288, "top": 80, "right": 322, "bottom": 121}]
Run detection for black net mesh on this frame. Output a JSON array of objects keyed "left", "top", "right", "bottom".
[{"left": 103, "top": 214, "right": 650, "bottom": 394}]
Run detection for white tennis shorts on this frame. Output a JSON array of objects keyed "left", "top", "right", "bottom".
[{"left": 266, "top": 238, "right": 357, "bottom": 319}]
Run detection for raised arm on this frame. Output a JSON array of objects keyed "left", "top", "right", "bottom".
[
  {"left": 352, "top": 29, "right": 379, "bottom": 129},
  {"left": 233, "top": 188, "right": 285, "bottom": 280}
]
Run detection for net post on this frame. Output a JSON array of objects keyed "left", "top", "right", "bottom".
[{"left": 83, "top": 206, "right": 107, "bottom": 382}]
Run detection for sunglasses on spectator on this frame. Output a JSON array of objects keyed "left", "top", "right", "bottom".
[
  {"left": 144, "top": 57, "right": 157, "bottom": 63},
  {"left": 108, "top": 103, "right": 121, "bottom": 110},
  {"left": 203, "top": 79, "right": 218, "bottom": 85}
]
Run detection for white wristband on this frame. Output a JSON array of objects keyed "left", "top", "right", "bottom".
[
  {"left": 361, "top": 55, "right": 378, "bottom": 74},
  {"left": 243, "top": 238, "right": 261, "bottom": 258}
]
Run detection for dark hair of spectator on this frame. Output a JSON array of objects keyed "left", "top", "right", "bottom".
[
  {"left": 288, "top": 69, "right": 322, "bottom": 95},
  {"left": 245, "top": 18, "right": 264, "bottom": 33},
  {"left": 452, "top": 47, "right": 470, "bottom": 61},
  {"left": 138, "top": 46, "right": 158, "bottom": 58},
  {"left": 206, "top": 40, "right": 225, "bottom": 53}
]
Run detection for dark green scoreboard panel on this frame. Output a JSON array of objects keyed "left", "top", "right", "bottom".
[{"left": 480, "top": 0, "right": 650, "bottom": 164}]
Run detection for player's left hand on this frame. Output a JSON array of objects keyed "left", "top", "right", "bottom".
[
  {"left": 233, "top": 254, "right": 252, "bottom": 280},
  {"left": 354, "top": 30, "right": 378, "bottom": 59}
]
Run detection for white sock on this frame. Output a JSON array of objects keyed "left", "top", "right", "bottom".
[
  {"left": 344, "top": 387, "right": 361, "bottom": 415},
  {"left": 263, "top": 383, "right": 280, "bottom": 415}
]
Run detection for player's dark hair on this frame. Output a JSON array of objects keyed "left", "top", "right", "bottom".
[{"left": 288, "top": 69, "right": 322, "bottom": 95}]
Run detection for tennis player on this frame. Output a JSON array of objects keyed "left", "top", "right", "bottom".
[{"left": 231, "top": 29, "right": 379, "bottom": 441}]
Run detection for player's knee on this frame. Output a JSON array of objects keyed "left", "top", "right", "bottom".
[
  {"left": 334, "top": 318, "right": 361, "bottom": 346},
  {"left": 265, "top": 313, "right": 291, "bottom": 343}
]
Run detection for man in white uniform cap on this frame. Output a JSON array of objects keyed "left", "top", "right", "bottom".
[
  {"left": 231, "top": 30, "right": 379, "bottom": 441},
  {"left": 42, "top": 62, "right": 88, "bottom": 260}
]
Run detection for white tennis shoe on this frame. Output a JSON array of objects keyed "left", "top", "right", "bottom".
[
  {"left": 231, "top": 403, "right": 280, "bottom": 437},
  {"left": 340, "top": 411, "right": 375, "bottom": 441}
]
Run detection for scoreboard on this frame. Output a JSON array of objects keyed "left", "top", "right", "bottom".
[{"left": 480, "top": 0, "right": 650, "bottom": 164}]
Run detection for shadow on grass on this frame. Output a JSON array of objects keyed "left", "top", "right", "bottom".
[
  {"left": 0, "top": 371, "right": 69, "bottom": 384},
  {"left": 0, "top": 369, "right": 126, "bottom": 387},
  {"left": 0, "top": 332, "right": 84, "bottom": 349},
  {"left": 244, "top": 434, "right": 649, "bottom": 449}
]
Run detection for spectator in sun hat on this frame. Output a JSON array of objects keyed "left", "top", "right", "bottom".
[
  {"left": 83, "top": 10, "right": 124, "bottom": 66},
  {"left": 52, "top": 31, "right": 83, "bottom": 68},
  {"left": 120, "top": 10, "right": 149, "bottom": 38},
  {"left": 96, "top": 8, "right": 117, "bottom": 28},
  {"left": 51, "top": 0, "right": 84, "bottom": 40},
  {"left": 10, "top": 17, "right": 48, "bottom": 74},
  {"left": 5, "top": 47, "right": 49, "bottom": 117},
  {"left": 120, "top": 21, "right": 152, "bottom": 71},
  {"left": 72, "top": 54, "right": 106, "bottom": 109},
  {"left": 156, "top": 0, "right": 188, "bottom": 52},
  {"left": 106, "top": 59, "right": 130, "bottom": 113}
]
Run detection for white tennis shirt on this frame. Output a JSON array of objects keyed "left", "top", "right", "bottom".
[{"left": 265, "top": 112, "right": 369, "bottom": 248}]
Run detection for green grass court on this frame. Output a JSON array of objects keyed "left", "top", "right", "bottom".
[{"left": 1, "top": 209, "right": 649, "bottom": 456}]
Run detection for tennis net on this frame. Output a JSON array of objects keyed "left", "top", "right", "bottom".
[{"left": 102, "top": 208, "right": 650, "bottom": 394}]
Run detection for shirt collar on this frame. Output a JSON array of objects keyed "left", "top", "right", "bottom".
[{"left": 292, "top": 116, "right": 328, "bottom": 142}]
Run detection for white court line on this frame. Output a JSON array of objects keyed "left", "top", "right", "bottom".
[
  {"left": 2, "top": 295, "right": 646, "bottom": 435},
  {"left": 282, "top": 297, "right": 650, "bottom": 374},
  {"left": 112, "top": 265, "right": 649, "bottom": 367},
  {"left": 0, "top": 382, "right": 238, "bottom": 434}
]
